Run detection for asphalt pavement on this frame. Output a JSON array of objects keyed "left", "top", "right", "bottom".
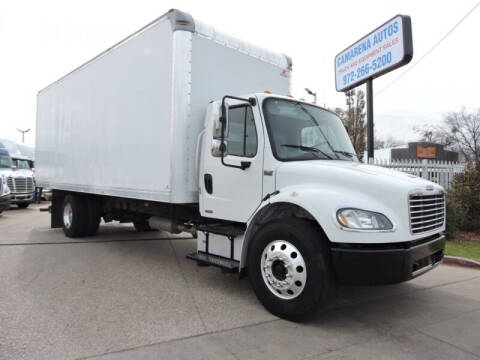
[{"left": 1, "top": 204, "right": 479, "bottom": 360}]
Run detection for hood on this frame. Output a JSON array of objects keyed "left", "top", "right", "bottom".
[
  {"left": 274, "top": 160, "right": 445, "bottom": 243},
  {"left": 277, "top": 160, "right": 440, "bottom": 187},
  {"left": 0, "top": 168, "right": 34, "bottom": 179},
  {"left": 12, "top": 169, "right": 34, "bottom": 177},
  {"left": 275, "top": 160, "right": 443, "bottom": 206}
]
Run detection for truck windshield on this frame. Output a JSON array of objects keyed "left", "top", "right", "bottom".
[
  {"left": 0, "top": 154, "right": 13, "bottom": 168},
  {"left": 263, "top": 98, "right": 358, "bottom": 162},
  {"left": 15, "top": 159, "right": 31, "bottom": 170}
]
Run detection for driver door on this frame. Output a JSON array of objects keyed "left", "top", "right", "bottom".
[{"left": 200, "top": 100, "right": 264, "bottom": 222}]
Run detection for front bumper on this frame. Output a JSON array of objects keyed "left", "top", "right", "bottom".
[
  {"left": 10, "top": 192, "right": 34, "bottom": 204},
  {"left": 0, "top": 194, "right": 11, "bottom": 211},
  {"left": 331, "top": 234, "right": 445, "bottom": 285}
]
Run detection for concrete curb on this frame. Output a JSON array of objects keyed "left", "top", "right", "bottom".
[{"left": 443, "top": 255, "right": 480, "bottom": 270}]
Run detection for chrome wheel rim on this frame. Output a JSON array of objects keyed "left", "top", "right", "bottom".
[
  {"left": 260, "top": 240, "right": 307, "bottom": 300},
  {"left": 63, "top": 203, "right": 73, "bottom": 229}
]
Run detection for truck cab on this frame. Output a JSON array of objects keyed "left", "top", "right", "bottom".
[
  {"left": 0, "top": 144, "right": 35, "bottom": 209},
  {"left": 0, "top": 144, "right": 12, "bottom": 213},
  {"left": 194, "top": 93, "right": 444, "bottom": 316},
  {"left": 9, "top": 155, "right": 35, "bottom": 207}
]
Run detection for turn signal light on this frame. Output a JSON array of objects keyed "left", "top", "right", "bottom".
[{"left": 264, "top": 90, "right": 272, "bottom": 94}]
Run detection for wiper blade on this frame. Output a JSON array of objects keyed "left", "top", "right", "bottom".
[
  {"left": 333, "top": 150, "right": 357, "bottom": 158},
  {"left": 294, "top": 103, "right": 340, "bottom": 159},
  {"left": 280, "top": 144, "right": 334, "bottom": 160}
]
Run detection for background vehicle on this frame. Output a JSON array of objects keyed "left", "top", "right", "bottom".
[
  {"left": 36, "top": 9, "right": 446, "bottom": 320},
  {"left": 10, "top": 155, "right": 35, "bottom": 207},
  {"left": 0, "top": 140, "right": 35, "bottom": 208},
  {"left": 0, "top": 174, "right": 11, "bottom": 214}
]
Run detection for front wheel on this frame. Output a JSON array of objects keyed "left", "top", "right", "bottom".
[{"left": 247, "top": 218, "right": 333, "bottom": 321}]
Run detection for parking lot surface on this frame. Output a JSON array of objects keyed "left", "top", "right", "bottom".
[{"left": 1, "top": 204, "right": 479, "bottom": 360}]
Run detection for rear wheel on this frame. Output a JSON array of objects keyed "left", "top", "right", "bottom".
[
  {"left": 62, "top": 194, "right": 88, "bottom": 238},
  {"left": 247, "top": 218, "right": 333, "bottom": 321},
  {"left": 85, "top": 198, "right": 102, "bottom": 236},
  {"left": 17, "top": 203, "right": 29, "bottom": 209}
]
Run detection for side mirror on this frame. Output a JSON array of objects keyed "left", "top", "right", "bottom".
[
  {"left": 211, "top": 139, "right": 227, "bottom": 157},
  {"left": 213, "top": 104, "right": 229, "bottom": 139},
  {"left": 12, "top": 165, "right": 17, "bottom": 171}
]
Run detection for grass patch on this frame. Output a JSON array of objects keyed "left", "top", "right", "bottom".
[{"left": 445, "top": 232, "right": 480, "bottom": 261}]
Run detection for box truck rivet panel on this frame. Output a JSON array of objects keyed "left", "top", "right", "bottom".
[{"left": 36, "top": 9, "right": 446, "bottom": 321}]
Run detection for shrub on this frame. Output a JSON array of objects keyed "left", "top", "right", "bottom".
[
  {"left": 446, "top": 161, "right": 480, "bottom": 233},
  {"left": 445, "top": 198, "right": 457, "bottom": 238}
]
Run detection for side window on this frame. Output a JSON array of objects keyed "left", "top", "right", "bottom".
[{"left": 225, "top": 106, "right": 257, "bottom": 157}]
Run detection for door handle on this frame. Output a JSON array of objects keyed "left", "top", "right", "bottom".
[{"left": 204, "top": 174, "right": 213, "bottom": 194}]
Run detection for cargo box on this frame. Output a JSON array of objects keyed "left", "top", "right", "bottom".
[{"left": 36, "top": 9, "right": 291, "bottom": 203}]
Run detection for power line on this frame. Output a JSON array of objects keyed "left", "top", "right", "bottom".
[{"left": 375, "top": 1, "right": 480, "bottom": 96}]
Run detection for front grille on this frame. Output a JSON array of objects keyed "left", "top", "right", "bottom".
[
  {"left": 409, "top": 193, "right": 445, "bottom": 234},
  {"left": 7, "top": 176, "right": 34, "bottom": 194},
  {"left": 7, "top": 177, "right": 14, "bottom": 190}
]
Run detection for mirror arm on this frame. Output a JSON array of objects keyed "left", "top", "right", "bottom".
[{"left": 219, "top": 95, "right": 256, "bottom": 170}]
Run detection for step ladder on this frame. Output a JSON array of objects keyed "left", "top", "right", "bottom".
[{"left": 187, "top": 223, "right": 245, "bottom": 272}]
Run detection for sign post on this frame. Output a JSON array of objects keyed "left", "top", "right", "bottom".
[
  {"left": 334, "top": 15, "right": 413, "bottom": 162},
  {"left": 366, "top": 78, "right": 374, "bottom": 162}
]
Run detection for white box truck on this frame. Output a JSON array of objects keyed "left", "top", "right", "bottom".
[{"left": 36, "top": 9, "right": 446, "bottom": 320}]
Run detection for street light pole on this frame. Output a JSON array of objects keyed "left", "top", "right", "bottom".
[
  {"left": 16, "top": 128, "right": 31, "bottom": 143},
  {"left": 304, "top": 88, "right": 317, "bottom": 104}
]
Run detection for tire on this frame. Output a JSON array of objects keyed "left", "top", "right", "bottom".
[
  {"left": 247, "top": 218, "right": 333, "bottom": 321},
  {"left": 85, "top": 198, "right": 102, "bottom": 236},
  {"left": 62, "top": 194, "right": 88, "bottom": 238},
  {"left": 134, "top": 220, "right": 153, "bottom": 232},
  {"left": 17, "top": 203, "right": 29, "bottom": 209}
]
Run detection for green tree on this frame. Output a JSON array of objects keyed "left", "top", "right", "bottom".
[
  {"left": 413, "top": 108, "right": 480, "bottom": 162},
  {"left": 339, "top": 89, "right": 366, "bottom": 160},
  {"left": 447, "top": 161, "right": 480, "bottom": 233}
]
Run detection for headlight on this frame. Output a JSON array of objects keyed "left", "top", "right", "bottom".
[
  {"left": 1, "top": 177, "right": 10, "bottom": 195},
  {"left": 337, "top": 208, "right": 393, "bottom": 230},
  {"left": 3, "top": 184, "right": 10, "bottom": 195}
]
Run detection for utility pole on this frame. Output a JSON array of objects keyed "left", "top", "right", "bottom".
[
  {"left": 16, "top": 128, "right": 31, "bottom": 143},
  {"left": 304, "top": 88, "right": 317, "bottom": 104}
]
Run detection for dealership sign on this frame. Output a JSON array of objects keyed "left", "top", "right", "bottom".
[{"left": 335, "top": 15, "right": 413, "bottom": 91}]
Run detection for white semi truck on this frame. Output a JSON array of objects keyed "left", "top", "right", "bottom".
[
  {"left": 0, "top": 140, "right": 35, "bottom": 208},
  {"left": 36, "top": 9, "right": 445, "bottom": 320}
]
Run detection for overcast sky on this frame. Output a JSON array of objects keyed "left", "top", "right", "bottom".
[{"left": 1, "top": 0, "right": 479, "bottom": 146}]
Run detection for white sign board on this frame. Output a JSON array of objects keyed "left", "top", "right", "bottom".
[{"left": 335, "top": 15, "right": 413, "bottom": 91}]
